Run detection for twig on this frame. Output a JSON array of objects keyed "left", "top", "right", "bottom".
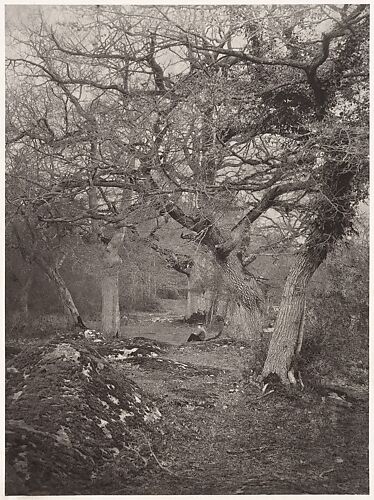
[
  {"left": 257, "top": 389, "right": 274, "bottom": 399},
  {"left": 143, "top": 434, "right": 177, "bottom": 476},
  {"left": 319, "top": 468, "right": 335, "bottom": 478}
]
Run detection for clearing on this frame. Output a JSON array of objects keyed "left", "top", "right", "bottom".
[{"left": 6, "top": 311, "right": 368, "bottom": 495}]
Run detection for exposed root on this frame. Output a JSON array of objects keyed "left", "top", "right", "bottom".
[
  {"left": 287, "top": 369, "right": 297, "bottom": 385},
  {"left": 261, "top": 368, "right": 305, "bottom": 394},
  {"left": 288, "top": 367, "right": 305, "bottom": 390}
]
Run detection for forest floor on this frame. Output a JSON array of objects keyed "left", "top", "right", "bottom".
[
  {"left": 6, "top": 305, "right": 369, "bottom": 495},
  {"left": 104, "top": 334, "right": 368, "bottom": 495}
]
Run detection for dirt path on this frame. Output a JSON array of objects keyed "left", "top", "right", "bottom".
[{"left": 115, "top": 338, "right": 369, "bottom": 495}]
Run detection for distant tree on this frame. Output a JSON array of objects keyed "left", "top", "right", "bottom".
[
  {"left": 6, "top": 6, "right": 270, "bottom": 337},
  {"left": 6, "top": 23, "right": 145, "bottom": 336},
  {"left": 6, "top": 216, "right": 86, "bottom": 330}
]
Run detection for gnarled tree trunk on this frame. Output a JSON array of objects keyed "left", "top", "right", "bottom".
[
  {"left": 185, "top": 251, "right": 259, "bottom": 338},
  {"left": 184, "top": 248, "right": 264, "bottom": 337},
  {"left": 164, "top": 202, "right": 265, "bottom": 339},
  {"left": 218, "top": 254, "right": 264, "bottom": 340}
]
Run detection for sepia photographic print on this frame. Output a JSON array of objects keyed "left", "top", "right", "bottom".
[{"left": 5, "top": 3, "right": 369, "bottom": 495}]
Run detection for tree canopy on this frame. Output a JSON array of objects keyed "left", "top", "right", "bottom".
[{"left": 6, "top": 4, "right": 369, "bottom": 350}]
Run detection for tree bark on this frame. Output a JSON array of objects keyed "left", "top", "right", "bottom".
[
  {"left": 186, "top": 282, "right": 213, "bottom": 319},
  {"left": 262, "top": 251, "right": 320, "bottom": 384},
  {"left": 101, "top": 231, "right": 124, "bottom": 338},
  {"left": 87, "top": 180, "right": 125, "bottom": 338},
  {"left": 218, "top": 253, "right": 264, "bottom": 339},
  {"left": 223, "top": 300, "right": 260, "bottom": 342}
]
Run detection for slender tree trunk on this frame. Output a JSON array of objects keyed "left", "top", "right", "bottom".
[
  {"left": 11, "top": 272, "right": 33, "bottom": 333},
  {"left": 262, "top": 251, "right": 320, "bottom": 384},
  {"left": 11, "top": 223, "right": 86, "bottom": 329},
  {"left": 101, "top": 231, "right": 124, "bottom": 338},
  {"left": 38, "top": 258, "right": 86, "bottom": 329},
  {"left": 101, "top": 274, "right": 120, "bottom": 337}
]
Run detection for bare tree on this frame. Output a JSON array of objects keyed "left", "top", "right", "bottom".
[{"left": 6, "top": 5, "right": 369, "bottom": 366}]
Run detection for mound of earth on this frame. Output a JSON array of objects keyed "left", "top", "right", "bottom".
[
  {"left": 96, "top": 338, "right": 170, "bottom": 360},
  {"left": 126, "top": 357, "right": 223, "bottom": 378},
  {"left": 6, "top": 338, "right": 163, "bottom": 495},
  {"left": 97, "top": 347, "right": 222, "bottom": 379},
  {"left": 77, "top": 332, "right": 223, "bottom": 379}
]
